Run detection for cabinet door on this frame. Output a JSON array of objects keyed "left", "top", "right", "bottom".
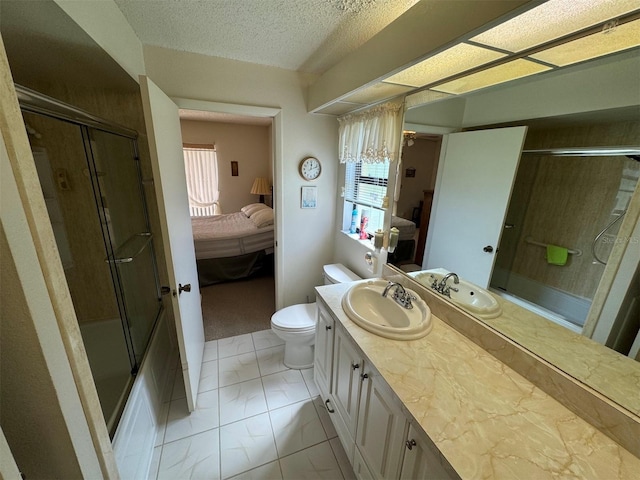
[
  {"left": 353, "top": 447, "right": 375, "bottom": 480},
  {"left": 332, "top": 326, "right": 364, "bottom": 439},
  {"left": 400, "top": 424, "right": 456, "bottom": 480},
  {"left": 356, "top": 371, "right": 407, "bottom": 480},
  {"left": 314, "top": 302, "right": 334, "bottom": 398}
]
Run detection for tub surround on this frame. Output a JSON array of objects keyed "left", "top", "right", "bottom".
[{"left": 315, "top": 282, "right": 640, "bottom": 478}]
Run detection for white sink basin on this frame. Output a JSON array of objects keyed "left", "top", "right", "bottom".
[
  {"left": 411, "top": 269, "right": 502, "bottom": 319},
  {"left": 341, "top": 279, "right": 432, "bottom": 340}
]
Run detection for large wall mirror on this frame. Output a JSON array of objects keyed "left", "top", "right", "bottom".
[{"left": 387, "top": 50, "right": 640, "bottom": 417}]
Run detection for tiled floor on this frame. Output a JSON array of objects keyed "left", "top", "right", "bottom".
[{"left": 148, "top": 329, "right": 356, "bottom": 480}]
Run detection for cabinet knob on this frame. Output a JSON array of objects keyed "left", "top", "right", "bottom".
[
  {"left": 406, "top": 439, "right": 417, "bottom": 450},
  {"left": 352, "top": 363, "right": 360, "bottom": 370},
  {"left": 483, "top": 245, "right": 494, "bottom": 253},
  {"left": 360, "top": 373, "right": 369, "bottom": 381},
  {"left": 325, "top": 325, "right": 332, "bottom": 330}
]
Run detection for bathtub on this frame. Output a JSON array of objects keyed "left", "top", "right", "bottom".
[{"left": 79, "top": 318, "right": 134, "bottom": 433}]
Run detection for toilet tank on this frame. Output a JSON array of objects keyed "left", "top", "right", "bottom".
[{"left": 323, "top": 264, "right": 361, "bottom": 285}]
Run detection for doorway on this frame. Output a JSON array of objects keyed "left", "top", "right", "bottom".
[{"left": 173, "top": 99, "right": 282, "bottom": 341}]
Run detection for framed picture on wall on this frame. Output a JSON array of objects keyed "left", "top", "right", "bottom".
[
  {"left": 231, "top": 161, "right": 239, "bottom": 176},
  {"left": 301, "top": 186, "right": 317, "bottom": 209}
]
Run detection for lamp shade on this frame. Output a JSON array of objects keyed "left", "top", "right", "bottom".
[{"left": 250, "top": 177, "right": 271, "bottom": 196}]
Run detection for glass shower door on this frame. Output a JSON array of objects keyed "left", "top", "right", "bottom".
[{"left": 86, "top": 128, "right": 162, "bottom": 365}]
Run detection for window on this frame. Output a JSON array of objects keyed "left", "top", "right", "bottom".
[
  {"left": 183, "top": 145, "right": 220, "bottom": 217},
  {"left": 338, "top": 102, "right": 403, "bottom": 239},
  {"left": 344, "top": 160, "right": 390, "bottom": 236}
]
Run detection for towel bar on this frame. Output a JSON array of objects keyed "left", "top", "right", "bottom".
[{"left": 525, "top": 236, "right": 582, "bottom": 256}]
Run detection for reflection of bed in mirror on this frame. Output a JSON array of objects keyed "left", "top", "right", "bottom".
[
  {"left": 386, "top": 215, "right": 417, "bottom": 265},
  {"left": 191, "top": 204, "right": 274, "bottom": 285}
]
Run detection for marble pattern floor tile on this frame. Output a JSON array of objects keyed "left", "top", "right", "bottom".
[
  {"left": 203, "top": 340, "right": 219, "bottom": 362},
  {"left": 157, "top": 428, "right": 220, "bottom": 480},
  {"left": 270, "top": 399, "right": 327, "bottom": 457},
  {"left": 219, "top": 333, "right": 255, "bottom": 359},
  {"left": 164, "top": 389, "right": 220, "bottom": 444},
  {"left": 279, "top": 441, "right": 344, "bottom": 480},
  {"left": 256, "top": 345, "right": 288, "bottom": 376},
  {"left": 152, "top": 329, "right": 354, "bottom": 480},
  {"left": 219, "top": 413, "right": 278, "bottom": 479},
  {"left": 227, "top": 460, "right": 283, "bottom": 480},
  {"left": 219, "top": 378, "right": 268, "bottom": 426},
  {"left": 199, "top": 359, "right": 219, "bottom": 393},
  {"left": 252, "top": 329, "right": 285, "bottom": 351},
  {"left": 262, "top": 369, "right": 311, "bottom": 410},
  {"left": 218, "top": 352, "right": 260, "bottom": 387}
]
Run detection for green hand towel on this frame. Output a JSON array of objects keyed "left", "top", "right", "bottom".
[{"left": 546, "top": 244, "right": 568, "bottom": 266}]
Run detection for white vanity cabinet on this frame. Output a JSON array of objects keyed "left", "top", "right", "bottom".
[
  {"left": 331, "top": 323, "right": 365, "bottom": 458},
  {"left": 400, "top": 424, "right": 456, "bottom": 480},
  {"left": 314, "top": 301, "right": 335, "bottom": 399},
  {"left": 356, "top": 369, "right": 408, "bottom": 480},
  {"left": 314, "top": 297, "right": 456, "bottom": 480}
]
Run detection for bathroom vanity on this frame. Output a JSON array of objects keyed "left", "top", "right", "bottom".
[{"left": 314, "top": 281, "right": 640, "bottom": 479}]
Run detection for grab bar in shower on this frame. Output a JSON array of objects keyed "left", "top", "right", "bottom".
[
  {"left": 525, "top": 236, "right": 582, "bottom": 256},
  {"left": 106, "top": 232, "right": 153, "bottom": 264}
]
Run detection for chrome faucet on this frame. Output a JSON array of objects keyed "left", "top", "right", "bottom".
[
  {"left": 431, "top": 273, "right": 460, "bottom": 298},
  {"left": 382, "top": 282, "right": 416, "bottom": 309}
]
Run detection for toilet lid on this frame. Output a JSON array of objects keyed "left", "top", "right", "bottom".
[{"left": 271, "top": 303, "right": 316, "bottom": 330}]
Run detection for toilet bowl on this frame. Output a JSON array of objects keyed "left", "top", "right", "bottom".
[{"left": 271, "top": 264, "right": 361, "bottom": 369}]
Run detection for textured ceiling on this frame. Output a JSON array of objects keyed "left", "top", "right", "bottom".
[{"left": 113, "top": 0, "right": 419, "bottom": 73}]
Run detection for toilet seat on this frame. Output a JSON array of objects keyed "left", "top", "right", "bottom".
[{"left": 271, "top": 303, "right": 316, "bottom": 332}]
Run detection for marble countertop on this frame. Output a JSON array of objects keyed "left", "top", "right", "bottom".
[{"left": 316, "top": 282, "right": 640, "bottom": 479}]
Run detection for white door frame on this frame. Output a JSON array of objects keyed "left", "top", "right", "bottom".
[{"left": 173, "top": 98, "right": 284, "bottom": 309}]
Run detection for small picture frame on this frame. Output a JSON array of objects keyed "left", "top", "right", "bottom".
[
  {"left": 231, "top": 161, "right": 239, "bottom": 176},
  {"left": 301, "top": 186, "right": 317, "bottom": 209}
]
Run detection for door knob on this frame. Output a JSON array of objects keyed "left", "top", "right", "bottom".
[
  {"left": 178, "top": 283, "right": 192, "bottom": 294},
  {"left": 483, "top": 245, "right": 494, "bottom": 253}
]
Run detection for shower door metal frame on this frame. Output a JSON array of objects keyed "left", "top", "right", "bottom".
[{"left": 16, "top": 84, "right": 163, "bottom": 375}]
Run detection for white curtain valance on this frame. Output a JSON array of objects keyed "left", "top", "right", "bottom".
[{"left": 338, "top": 102, "right": 404, "bottom": 164}]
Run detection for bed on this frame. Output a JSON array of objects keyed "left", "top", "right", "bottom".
[
  {"left": 191, "top": 204, "right": 275, "bottom": 285},
  {"left": 388, "top": 215, "right": 417, "bottom": 265}
]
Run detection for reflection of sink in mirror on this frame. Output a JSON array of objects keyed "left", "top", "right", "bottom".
[
  {"left": 341, "top": 279, "right": 432, "bottom": 340},
  {"left": 410, "top": 268, "right": 502, "bottom": 319}
]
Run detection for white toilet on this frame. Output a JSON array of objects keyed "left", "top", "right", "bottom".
[{"left": 271, "top": 264, "right": 361, "bottom": 369}]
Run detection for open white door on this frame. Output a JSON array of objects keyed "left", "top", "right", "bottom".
[
  {"left": 424, "top": 126, "right": 527, "bottom": 288},
  {"left": 140, "top": 76, "right": 204, "bottom": 411}
]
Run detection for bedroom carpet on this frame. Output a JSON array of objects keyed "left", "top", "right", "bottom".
[{"left": 200, "top": 274, "right": 275, "bottom": 341}]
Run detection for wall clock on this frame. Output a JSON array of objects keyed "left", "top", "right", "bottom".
[{"left": 299, "top": 156, "right": 321, "bottom": 181}]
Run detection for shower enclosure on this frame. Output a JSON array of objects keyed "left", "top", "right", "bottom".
[
  {"left": 491, "top": 148, "right": 640, "bottom": 335},
  {"left": 18, "top": 85, "right": 162, "bottom": 436}
]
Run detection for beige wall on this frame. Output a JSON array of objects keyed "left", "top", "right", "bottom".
[
  {"left": 508, "top": 120, "right": 640, "bottom": 299},
  {"left": 145, "top": 46, "right": 340, "bottom": 305},
  {"left": 180, "top": 120, "right": 271, "bottom": 213}
]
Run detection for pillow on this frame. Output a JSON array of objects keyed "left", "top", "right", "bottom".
[
  {"left": 249, "top": 207, "right": 274, "bottom": 228},
  {"left": 241, "top": 203, "right": 268, "bottom": 217}
]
